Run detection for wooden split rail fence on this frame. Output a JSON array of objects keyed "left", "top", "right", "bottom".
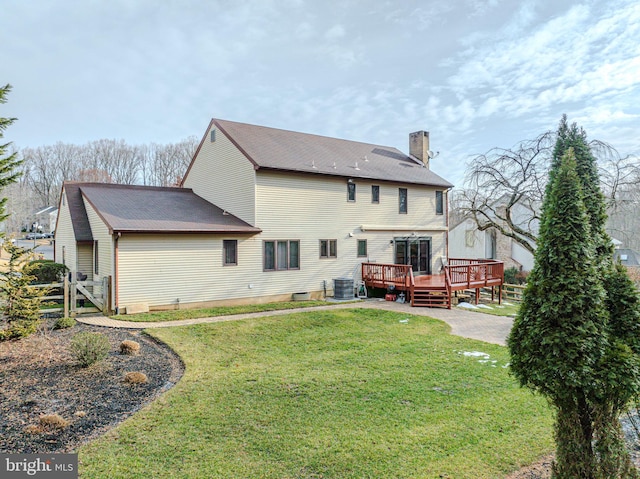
[{"left": 35, "top": 274, "right": 112, "bottom": 318}]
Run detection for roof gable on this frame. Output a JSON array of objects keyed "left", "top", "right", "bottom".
[{"left": 63, "top": 183, "right": 94, "bottom": 242}]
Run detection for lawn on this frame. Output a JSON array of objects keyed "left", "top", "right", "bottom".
[
  {"left": 457, "top": 301, "right": 521, "bottom": 317},
  {"left": 110, "top": 300, "right": 341, "bottom": 322},
  {"left": 79, "top": 309, "right": 552, "bottom": 478}
]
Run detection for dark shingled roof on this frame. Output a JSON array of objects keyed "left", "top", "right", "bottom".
[
  {"left": 190, "top": 119, "right": 454, "bottom": 188},
  {"left": 63, "top": 182, "right": 260, "bottom": 237},
  {"left": 63, "top": 183, "right": 94, "bottom": 242}
]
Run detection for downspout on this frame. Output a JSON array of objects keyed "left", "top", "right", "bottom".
[
  {"left": 114, "top": 232, "right": 120, "bottom": 313},
  {"left": 445, "top": 187, "right": 452, "bottom": 261}
]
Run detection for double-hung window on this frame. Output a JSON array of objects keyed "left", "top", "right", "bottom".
[
  {"left": 347, "top": 182, "right": 356, "bottom": 202},
  {"left": 357, "top": 239, "right": 367, "bottom": 257},
  {"left": 399, "top": 188, "right": 408, "bottom": 214},
  {"left": 320, "top": 239, "right": 337, "bottom": 258},
  {"left": 264, "top": 240, "right": 300, "bottom": 271},
  {"left": 223, "top": 240, "right": 237, "bottom": 266},
  {"left": 435, "top": 190, "right": 444, "bottom": 215},
  {"left": 371, "top": 185, "right": 380, "bottom": 203}
]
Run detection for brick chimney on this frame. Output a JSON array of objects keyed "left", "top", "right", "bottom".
[{"left": 409, "top": 131, "right": 430, "bottom": 168}]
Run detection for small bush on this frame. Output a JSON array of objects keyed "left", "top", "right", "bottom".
[
  {"left": 119, "top": 340, "right": 140, "bottom": 355},
  {"left": 23, "top": 260, "right": 69, "bottom": 284},
  {"left": 74, "top": 410, "right": 87, "bottom": 418},
  {"left": 70, "top": 332, "right": 110, "bottom": 367},
  {"left": 39, "top": 414, "right": 70, "bottom": 430},
  {"left": 0, "top": 320, "right": 40, "bottom": 341},
  {"left": 124, "top": 371, "right": 148, "bottom": 384},
  {"left": 23, "top": 424, "right": 42, "bottom": 434},
  {"left": 53, "top": 317, "right": 76, "bottom": 330}
]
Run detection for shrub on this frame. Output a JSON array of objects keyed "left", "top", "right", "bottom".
[
  {"left": 124, "top": 371, "right": 148, "bottom": 384},
  {"left": 53, "top": 317, "right": 76, "bottom": 330},
  {"left": 23, "top": 424, "right": 42, "bottom": 434},
  {"left": 503, "top": 266, "right": 519, "bottom": 284},
  {"left": 119, "top": 340, "right": 140, "bottom": 355},
  {"left": 39, "top": 414, "right": 70, "bottom": 430},
  {"left": 0, "top": 241, "right": 49, "bottom": 341},
  {"left": 70, "top": 332, "right": 110, "bottom": 367},
  {"left": 23, "top": 260, "right": 68, "bottom": 284}
]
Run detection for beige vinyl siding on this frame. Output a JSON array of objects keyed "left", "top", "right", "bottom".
[
  {"left": 182, "top": 126, "right": 257, "bottom": 225},
  {"left": 77, "top": 245, "right": 93, "bottom": 277},
  {"left": 84, "top": 200, "right": 114, "bottom": 303},
  {"left": 54, "top": 188, "right": 77, "bottom": 271},
  {"left": 249, "top": 171, "right": 448, "bottom": 296},
  {"left": 117, "top": 234, "right": 265, "bottom": 309}
]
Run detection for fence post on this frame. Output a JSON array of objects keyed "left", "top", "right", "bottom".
[
  {"left": 70, "top": 272, "right": 77, "bottom": 317},
  {"left": 102, "top": 276, "right": 111, "bottom": 315},
  {"left": 63, "top": 274, "right": 69, "bottom": 318}
]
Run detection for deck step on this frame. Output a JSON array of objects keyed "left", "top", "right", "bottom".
[{"left": 412, "top": 287, "right": 451, "bottom": 309}]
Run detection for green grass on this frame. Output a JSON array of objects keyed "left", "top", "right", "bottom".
[
  {"left": 111, "top": 300, "right": 343, "bottom": 322},
  {"left": 80, "top": 309, "right": 552, "bottom": 478},
  {"left": 457, "top": 301, "right": 521, "bottom": 317}
]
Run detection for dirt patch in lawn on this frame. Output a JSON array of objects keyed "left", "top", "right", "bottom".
[{"left": 0, "top": 322, "right": 183, "bottom": 453}]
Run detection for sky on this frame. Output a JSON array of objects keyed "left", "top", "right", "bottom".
[{"left": 2, "top": 0, "right": 639, "bottom": 187}]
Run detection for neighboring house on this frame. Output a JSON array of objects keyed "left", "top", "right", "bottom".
[
  {"left": 449, "top": 218, "right": 534, "bottom": 272},
  {"left": 55, "top": 119, "right": 453, "bottom": 313},
  {"left": 33, "top": 206, "right": 58, "bottom": 234},
  {"left": 614, "top": 248, "right": 640, "bottom": 267},
  {"left": 449, "top": 196, "right": 537, "bottom": 272}
]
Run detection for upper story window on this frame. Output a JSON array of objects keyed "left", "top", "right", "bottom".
[
  {"left": 436, "top": 190, "right": 444, "bottom": 215},
  {"left": 347, "top": 182, "right": 356, "bottom": 202},
  {"left": 320, "top": 239, "right": 337, "bottom": 258},
  {"left": 399, "top": 188, "right": 408, "bottom": 214},
  {"left": 223, "top": 240, "right": 237, "bottom": 266},
  {"left": 371, "top": 185, "right": 380, "bottom": 204},
  {"left": 264, "top": 240, "right": 300, "bottom": 271}
]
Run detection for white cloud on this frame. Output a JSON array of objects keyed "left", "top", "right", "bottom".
[{"left": 325, "top": 24, "right": 346, "bottom": 41}]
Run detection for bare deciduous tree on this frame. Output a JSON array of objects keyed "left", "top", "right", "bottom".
[{"left": 456, "top": 131, "right": 640, "bottom": 254}]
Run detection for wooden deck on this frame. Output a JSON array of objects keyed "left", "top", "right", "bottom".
[{"left": 362, "top": 258, "right": 504, "bottom": 309}]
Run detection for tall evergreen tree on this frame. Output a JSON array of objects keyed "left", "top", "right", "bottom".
[
  {"left": 510, "top": 117, "right": 640, "bottom": 478},
  {"left": 552, "top": 114, "right": 612, "bottom": 263},
  {"left": 0, "top": 84, "right": 23, "bottom": 227},
  {"left": 554, "top": 115, "right": 640, "bottom": 476},
  {"left": 509, "top": 149, "right": 611, "bottom": 478}
]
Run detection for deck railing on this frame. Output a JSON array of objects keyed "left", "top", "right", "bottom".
[
  {"left": 445, "top": 258, "right": 504, "bottom": 290},
  {"left": 361, "top": 263, "right": 414, "bottom": 290}
]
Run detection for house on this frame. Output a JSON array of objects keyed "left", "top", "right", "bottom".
[
  {"left": 449, "top": 195, "right": 537, "bottom": 272},
  {"left": 449, "top": 218, "right": 535, "bottom": 272},
  {"left": 614, "top": 248, "right": 640, "bottom": 267},
  {"left": 55, "top": 119, "right": 453, "bottom": 313},
  {"left": 33, "top": 206, "right": 58, "bottom": 234}
]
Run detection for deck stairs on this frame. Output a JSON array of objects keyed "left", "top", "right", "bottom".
[
  {"left": 361, "top": 258, "right": 504, "bottom": 309},
  {"left": 411, "top": 284, "right": 450, "bottom": 308}
]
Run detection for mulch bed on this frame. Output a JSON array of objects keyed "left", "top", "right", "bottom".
[
  {"left": 0, "top": 322, "right": 183, "bottom": 454},
  {"left": 2, "top": 321, "right": 639, "bottom": 478}
]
